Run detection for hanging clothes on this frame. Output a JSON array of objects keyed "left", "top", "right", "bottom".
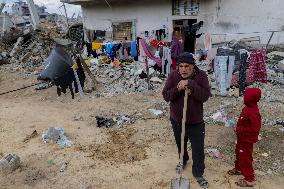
[
  {"left": 105, "top": 43, "right": 113, "bottom": 57},
  {"left": 214, "top": 56, "right": 235, "bottom": 96},
  {"left": 248, "top": 49, "right": 267, "bottom": 83},
  {"left": 162, "top": 47, "right": 172, "bottom": 76},
  {"left": 130, "top": 41, "right": 138, "bottom": 58},
  {"left": 92, "top": 42, "right": 102, "bottom": 50},
  {"left": 203, "top": 33, "right": 213, "bottom": 64},
  {"left": 239, "top": 53, "right": 249, "bottom": 96},
  {"left": 110, "top": 43, "right": 122, "bottom": 61},
  {"left": 139, "top": 39, "right": 162, "bottom": 66},
  {"left": 171, "top": 36, "right": 183, "bottom": 70}
]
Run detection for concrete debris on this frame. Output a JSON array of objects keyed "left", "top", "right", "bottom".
[
  {"left": 0, "top": 154, "right": 21, "bottom": 173},
  {"left": 42, "top": 127, "right": 73, "bottom": 148},
  {"left": 95, "top": 113, "right": 136, "bottom": 128},
  {"left": 206, "top": 149, "right": 224, "bottom": 159},
  {"left": 34, "top": 82, "right": 52, "bottom": 90},
  {"left": 60, "top": 162, "right": 69, "bottom": 172},
  {"left": 261, "top": 152, "right": 269, "bottom": 157},
  {"left": 150, "top": 77, "right": 163, "bottom": 83},
  {"left": 93, "top": 61, "right": 164, "bottom": 96},
  {"left": 148, "top": 109, "right": 164, "bottom": 116},
  {"left": 0, "top": 23, "right": 61, "bottom": 75}
]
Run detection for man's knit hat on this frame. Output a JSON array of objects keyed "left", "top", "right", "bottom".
[{"left": 177, "top": 52, "right": 195, "bottom": 64}]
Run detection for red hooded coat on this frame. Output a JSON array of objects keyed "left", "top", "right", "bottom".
[{"left": 236, "top": 88, "right": 261, "bottom": 143}]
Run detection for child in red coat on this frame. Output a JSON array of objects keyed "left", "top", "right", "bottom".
[{"left": 228, "top": 88, "right": 261, "bottom": 187}]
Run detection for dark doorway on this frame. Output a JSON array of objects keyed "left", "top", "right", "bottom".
[{"left": 173, "top": 19, "right": 197, "bottom": 53}]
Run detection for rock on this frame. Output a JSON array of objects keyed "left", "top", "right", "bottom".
[
  {"left": 278, "top": 60, "right": 284, "bottom": 71},
  {"left": 0, "top": 154, "right": 21, "bottom": 173},
  {"left": 255, "top": 170, "right": 267, "bottom": 176},
  {"left": 150, "top": 77, "right": 163, "bottom": 83},
  {"left": 149, "top": 68, "right": 155, "bottom": 75},
  {"left": 267, "top": 169, "right": 273, "bottom": 174},
  {"left": 134, "top": 68, "right": 143, "bottom": 76}
]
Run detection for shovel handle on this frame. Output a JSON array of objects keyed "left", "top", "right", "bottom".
[{"left": 180, "top": 89, "right": 189, "bottom": 167}]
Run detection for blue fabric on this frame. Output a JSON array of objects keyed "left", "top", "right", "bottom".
[
  {"left": 130, "top": 41, "right": 138, "bottom": 57},
  {"left": 110, "top": 43, "right": 122, "bottom": 60},
  {"left": 105, "top": 44, "right": 113, "bottom": 57}
]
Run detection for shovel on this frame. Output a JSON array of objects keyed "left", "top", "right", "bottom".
[{"left": 171, "top": 88, "right": 190, "bottom": 189}]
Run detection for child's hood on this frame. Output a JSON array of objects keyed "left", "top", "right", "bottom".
[{"left": 244, "top": 88, "right": 261, "bottom": 107}]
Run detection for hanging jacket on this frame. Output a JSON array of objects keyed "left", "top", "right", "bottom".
[
  {"left": 171, "top": 36, "right": 183, "bottom": 59},
  {"left": 105, "top": 44, "right": 114, "bottom": 57},
  {"left": 110, "top": 43, "right": 122, "bottom": 60},
  {"left": 130, "top": 41, "right": 138, "bottom": 57},
  {"left": 236, "top": 88, "right": 261, "bottom": 143}
]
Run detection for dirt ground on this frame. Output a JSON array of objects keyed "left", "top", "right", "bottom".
[{"left": 0, "top": 70, "right": 283, "bottom": 189}]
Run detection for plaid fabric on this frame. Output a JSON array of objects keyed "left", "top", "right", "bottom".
[{"left": 248, "top": 49, "right": 267, "bottom": 83}]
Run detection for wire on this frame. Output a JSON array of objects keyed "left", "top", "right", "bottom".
[{"left": 0, "top": 82, "right": 44, "bottom": 96}]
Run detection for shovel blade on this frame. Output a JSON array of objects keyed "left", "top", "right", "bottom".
[{"left": 170, "top": 178, "right": 190, "bottom": 189}]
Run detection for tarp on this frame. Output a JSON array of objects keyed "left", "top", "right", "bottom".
[{"left": 38, "top": 47, "right": 73, "bottom": 81}]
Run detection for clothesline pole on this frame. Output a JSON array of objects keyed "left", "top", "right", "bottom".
[
  {"left": 78, "top": 54, "right": 97, "bottom": 90},
  {"left": 145, "top": 57, "right": 151, "bottom": 90}
]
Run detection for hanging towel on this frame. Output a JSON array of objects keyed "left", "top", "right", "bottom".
[
  {"left": 139, "top": 39, "right": 162, "bottom": 66},
  {"left": 130, "top": 41, "right": 138, "bottom": 57}
]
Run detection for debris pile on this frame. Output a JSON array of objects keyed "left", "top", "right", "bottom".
[
  {"left": 92, "top": 61, "right": 165, "bottom": 96},
  {"left": 0, "top": 25, "right": 60, "bottom": 75},
  {"left": 42, "top": 127, "right": 73, "bottom": 148},
  {"left": 95, "top": 113, "right": 136, "bottom": 128}
]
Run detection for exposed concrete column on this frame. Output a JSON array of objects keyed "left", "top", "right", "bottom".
[{"left": 26, "top": 0, "right": 40, "bottom": 30}]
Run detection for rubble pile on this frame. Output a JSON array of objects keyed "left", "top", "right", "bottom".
[
  {"left": 266, "top": 51, "right": 284, "bottom": 84},
  {"left": 92, "top": 62, "right": 164, "bottom": 96},
  {"left": 0, "top": 25, "right": 61, "bottom": 74}
]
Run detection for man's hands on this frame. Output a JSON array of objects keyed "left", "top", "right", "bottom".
[{"left": 177, "top": 80, "right": 191, "bottom": 95}]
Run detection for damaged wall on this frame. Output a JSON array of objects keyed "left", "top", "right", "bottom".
[
  {"left": 199, "top": 0, "right": 284, "bottom": 45},
  {"left": 80, "top": 0, "right": 284, "bottom": 44},
  {"left": 81, "top": 0, "right": 172, "bottom": 41}
]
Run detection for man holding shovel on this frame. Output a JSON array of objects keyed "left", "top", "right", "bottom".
[{"left": 162, "top": 52, "right": 211, "bottom": 188}]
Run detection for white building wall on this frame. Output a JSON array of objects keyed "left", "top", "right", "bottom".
[
  {"left": 81, "top": 0, "right": 284, "bottom": 44},
  {"left": 81, "top": 0, "right": 173, "bottom": 41},
  {"left": 198, "top": 0, "right": 284, "bottom": 45}
]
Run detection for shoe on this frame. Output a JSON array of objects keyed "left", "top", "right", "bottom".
[
  {"left": 235, "top": 179, "right": 256, "bottom": 187},
  {"left": 195, "top": 176, "right": 209, "bottom": 188},
  {"left": 228, "top": 168, "right": 242, "bottom": 175}
]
